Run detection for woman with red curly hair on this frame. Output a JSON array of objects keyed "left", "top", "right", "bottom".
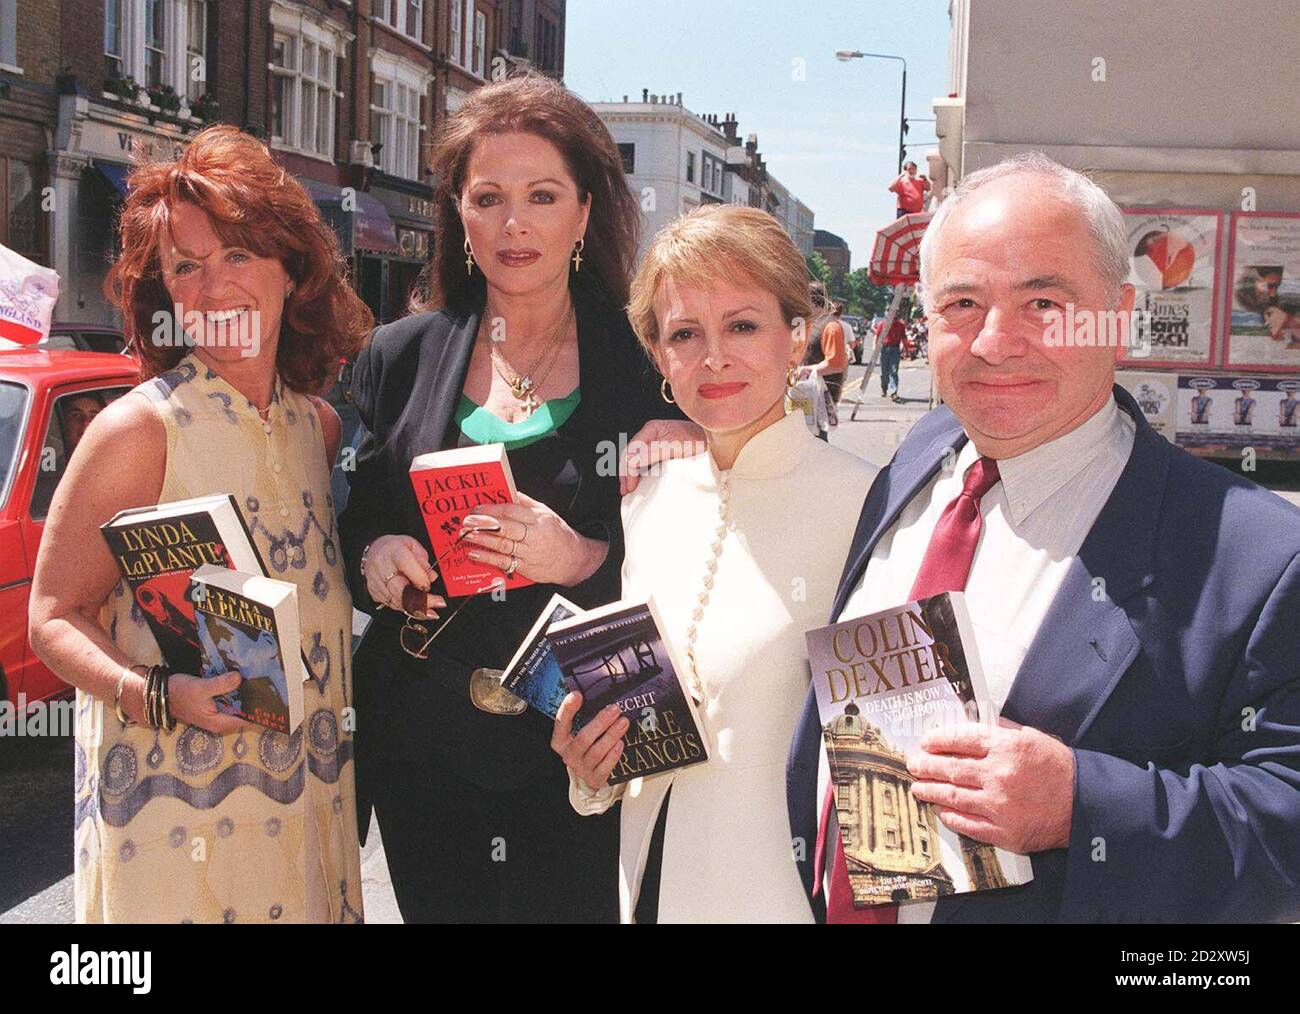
[{"left": 29, "top": 125, "right": 373, "bottom": 923}]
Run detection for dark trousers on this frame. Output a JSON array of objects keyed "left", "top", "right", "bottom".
[{"left": 371, "top": 747, "right": 620, "bottom": 924}]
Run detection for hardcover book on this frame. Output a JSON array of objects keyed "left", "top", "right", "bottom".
[
  {"left": 409, "top": 443, "right": 533, "bottom": 597},
  {"left": 190, "top": 564, "right": 306, "bottom": 734},
  {"left": 804, "top": 591, "right": 1033, "bottom": 907},
  {"left": 499, "top": 594, "right": 581, "bottom": 718},
  {"left": 548, "top": 597, "right": 709, "bottom": 784},
  {"left": 101, "top": 494, "right": 266, "bottom": 676}
]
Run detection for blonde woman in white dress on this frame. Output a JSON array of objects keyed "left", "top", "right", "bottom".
[{"left": 551, "top": 205, "right": 877, "bottom": 922}]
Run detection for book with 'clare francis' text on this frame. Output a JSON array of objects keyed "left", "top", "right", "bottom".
[
  {"left": 804, "top": 591, "right": 1033, "bottom": 907},
  {"left": 409, "top": 442, "right": 533, "bottom": 597},
  {"left": 190, "top": 564, "right": 306, "bottom": 734},
  {"left": 548, "top": 597, "right": 709, "bottom": 784}
]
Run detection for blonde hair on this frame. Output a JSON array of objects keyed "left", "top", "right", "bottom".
[{"left": 628, "top": 204, "right": 813, "bottom": 359}]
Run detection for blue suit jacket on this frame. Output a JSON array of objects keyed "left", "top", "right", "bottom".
[{"left": 786, "top": 385, "right": 1300, "bottom": 922}]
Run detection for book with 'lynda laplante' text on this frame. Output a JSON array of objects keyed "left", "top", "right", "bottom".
[
  {"left": 548, "top": 597, "right": 709, "bottom": 784},
  {"left": 101, "top": 494, "right": 266, "bottom": 676},
  {"left": 804, "top": 591, "right": 1033, "bottom": 907},
  {"left": 190, "top": 564, "right": 305, "bottom": 734}
]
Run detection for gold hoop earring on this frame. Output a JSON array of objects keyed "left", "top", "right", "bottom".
[
  {"left": 786, "top": 366, "right": 800, "bottom": 390},
  {"left": 660, "top": 378, "right": 675, "bottom": 404},
  {"left": 464, "top": 237, "right": 475, "bottom": 276},
  {"left": 572, "top": 238, "right": 585, "bottom": 272}
]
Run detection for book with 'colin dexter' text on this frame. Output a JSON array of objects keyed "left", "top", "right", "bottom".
[
  {"left": 804, "top": 591, "right": 1033, "bottom": 907},
  {"left": 409, "top": 443, "right": 533, "bottom": 597},
  {"left": 548, "top": 597, "right": 709, "bottom": 784},
  {"left": 190, "top": 564, "right": 306, "bottom": 734},
  {"left": 101, "top": 494, "right": 266, "bottom": 676}
]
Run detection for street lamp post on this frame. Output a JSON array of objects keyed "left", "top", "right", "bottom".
[{"left": 836, "top": 49, "right": 908, "bottom": 172}]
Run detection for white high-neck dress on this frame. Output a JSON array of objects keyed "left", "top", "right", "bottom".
[{"left": 570, "top": 410, "right": 876, "bottom": 922}]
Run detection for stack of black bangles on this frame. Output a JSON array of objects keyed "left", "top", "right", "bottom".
[{"left": 143, "top": 665, "right": 175, "bottom": 732}]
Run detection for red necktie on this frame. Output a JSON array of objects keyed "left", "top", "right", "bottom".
[{"left": 817, "top": 455, "right": 1001, "bottom": 923}]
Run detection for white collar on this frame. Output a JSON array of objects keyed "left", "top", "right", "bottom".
[
  {"left": 710, "top": 410, "right": 813, "bottom": 482},
  {"left": 956, "top": 397, "right": 1127, "bottom": 526}
]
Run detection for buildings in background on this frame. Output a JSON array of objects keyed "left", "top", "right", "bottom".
[
  {"left": 813, "top": 228, "right": 850, "bottom": 278},
  {"left": 0, "top": 0, "right": 566, "bottom": 326},
  {"left": 592, "top": 90, "right": 818, "bottom": 261}
]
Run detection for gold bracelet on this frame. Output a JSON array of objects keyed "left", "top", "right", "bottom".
[{"left": 114, "top": 671, "right": 133, "bottom": 727}]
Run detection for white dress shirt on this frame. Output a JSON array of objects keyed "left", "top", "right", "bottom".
[{"left": 828, "top": 395, "right": 1136, "bottom": 922}]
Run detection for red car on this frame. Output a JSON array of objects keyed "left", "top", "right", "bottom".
[{"left": 0, "top": 349, "right": 139, "bottom": 709}]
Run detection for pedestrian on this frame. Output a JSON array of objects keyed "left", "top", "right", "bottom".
[
  {"left": 27, "top": 125, "right": 373, "bottom": 923},
  {"left": 802, "top": 282, "right": 848, "bottom": 439},
  {"left": 338, "top": 74, "right": 698, "bottom": 924},
  {"left": 875, "top": 309, "right": 905, "bottom": 401},
  {"left": 889, "top": 161, "right": 931, "bottom": 217}
]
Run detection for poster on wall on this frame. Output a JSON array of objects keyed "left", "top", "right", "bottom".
[
  {"left": 1115, "top": 371, "right": 1176, "bottom": 441},
  {"left": 1176, "top": 374, "right": 1300, "bottom": 449},
  {"left": 1120, "top": 208, "right": 1221, "bottom": 367},
  {"left": 1224, "top": 213, "right": 1300, "bottom": 372}
]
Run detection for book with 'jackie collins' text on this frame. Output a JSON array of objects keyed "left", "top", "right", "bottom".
[
  {"left": 499, "top": 593, "right": 581, "bottom": 718},
  {"left": 101, "top": 494, "right": 266, "bottom": 676},
  {"left": 190, "top": 564, "right": 306, "bottom": 734},
  {"left": 409, "top": 442, "right": 533, "bottom": 597},
  {"left": 804, "top": 591, "right": 1033, "bottom": 907},
  {"left": 548, "top": 597, "right": 709, "bottom": 784}
]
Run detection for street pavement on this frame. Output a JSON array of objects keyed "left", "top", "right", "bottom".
[{"left": 3, "top": 355, "right": 1296, "bottom": 924}]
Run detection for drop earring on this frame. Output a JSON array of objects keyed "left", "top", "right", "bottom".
[
  {"left": 571, "top": 238, "right": 585, "bottom": 272},
  {"left": 464, "top": 237, "right": 475, "bottom": 276}
]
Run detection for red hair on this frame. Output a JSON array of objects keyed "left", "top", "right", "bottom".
[{"left": 106, "top": 125, "right": 373, "bottom": 393}]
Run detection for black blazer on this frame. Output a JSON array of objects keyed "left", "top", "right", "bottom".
[{"left": 338, "top": 288, "right": 678, "bottom": 799}]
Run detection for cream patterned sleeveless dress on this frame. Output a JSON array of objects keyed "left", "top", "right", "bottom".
[{"left": 73, "top": 354, "right": 363, "bottom": 923}]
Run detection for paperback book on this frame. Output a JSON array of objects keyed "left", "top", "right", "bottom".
[
  {"left": 101, "top": 494, "right": 265, "bottom": 675},
  {"left": 409, "top": 442, "right": 533, "bottom": 597},
  {"left": 499, "top": 593, "right": 581, "bottom": 718},
  {"left": 548, "top": 597, "right": 709, "bottom": 784},
  {"left": 190, "top": 564, "right": 305, "bottom": 734},
  {"left": 804, "top": 591, "right": 1033, "bottom": 906}
]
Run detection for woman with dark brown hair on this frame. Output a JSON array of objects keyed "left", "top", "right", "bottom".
[
  {"left": 339, "top": 73, "right": 697, "bottom": 923},
  {"left": 29, "top": 125, "right": 372, "bottom": 923}
]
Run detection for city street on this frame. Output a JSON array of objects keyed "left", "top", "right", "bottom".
[{"left": 4, "top": 353, "right": 1298, "bottom": 925}]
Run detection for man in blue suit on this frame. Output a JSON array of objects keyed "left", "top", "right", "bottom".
[{"left": 787, "top": 153, "right": 1300, "bottom": 923}]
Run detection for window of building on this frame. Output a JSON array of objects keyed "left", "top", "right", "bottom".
[
  {"left": 406, "top": 0, "right": 423, "bottom": 43},
  {"left": 144, "top": 0, "right": 168, "bottom": 88},
  {"left": 270, "top": 34, "right": 296, "bottom": 144},
  {"left": 473, "top": 10, "right": 486, "bottom": 77},
  {"left": 686, "top": 151, "right": 696, "bottom": 184},
  {"left": 450, "top": 0, "right": 463, "bottom": 66},
  {"left": 617, "top": 143, "right": 635, "bottom": 174},
  {"left": 271, "top": 31, "right": 336, "bottom": 158},
  {"left": 103, "top": 0, "right": 125, "bottom": 81},
  {"left": 185, "top": 0, "right": 207, "bottom": 103},
  {"left": 0, "top": 0, "right": 17, "bottom": 69},
  {"left": 372, "top": 57, "right": 429, "bottom": 182},
  {"left": 885, "top": 828, "right": 898, "bottom": 848},
  {"left": 0, "top": 158, "right": 40, "bottom": 263}
]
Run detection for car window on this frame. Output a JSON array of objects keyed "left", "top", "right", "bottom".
[
  {"left": 29, "top": 385, "right": 131, "bottom": 520},
  {"left": 83, "top": 332, "right": 125, "bottom": 355},
  {"left": 0, "top": 381, "right": 30, "bottom": 513}
]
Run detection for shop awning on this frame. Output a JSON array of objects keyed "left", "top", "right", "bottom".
[
  {"left": 92, "top": 160, "right": 131, "bottom": 198},
  {"left": 868, "top": 210, "right": 933, "bottom": 286},
  {"left": 299, "top": 178, "right": 400, "bottom": 257}
]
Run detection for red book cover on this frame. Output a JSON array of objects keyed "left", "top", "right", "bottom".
[{"left": 409, "top": 443, "right": 534, "bottom": 597}]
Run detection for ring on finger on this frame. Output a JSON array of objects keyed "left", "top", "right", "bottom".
[
  {"left": 505, "top": 556, "right": 520, "bottom": 577},
  {"left": 518, "top": 524, "right": 529, "bottom": 544},
  {"left": 506, "top": 536, "right": 517, "bottom": 556}
]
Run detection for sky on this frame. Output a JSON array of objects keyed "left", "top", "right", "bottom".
[{"left": 563, "top": 0, "right": 954, "bottom": 268}]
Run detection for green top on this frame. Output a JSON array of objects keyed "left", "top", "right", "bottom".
[{"left": 454, "top": 388, "right": 581, "bottom": 450}]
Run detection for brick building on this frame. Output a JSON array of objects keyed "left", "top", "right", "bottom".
[{"left": 0, "top": 0, "right": 565, "bottom": 326}]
